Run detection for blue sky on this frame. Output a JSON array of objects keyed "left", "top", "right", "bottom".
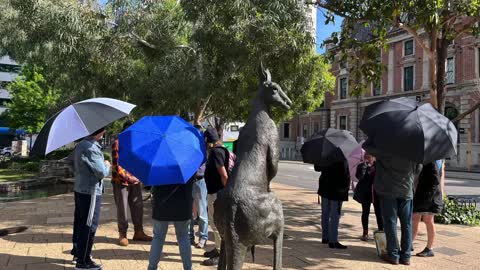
[
  {"left": 96, "top": 2, "right": 340, "bottom": 54},
  {"left": 315, "top": 8, "right": 343, "bottom": 54}
]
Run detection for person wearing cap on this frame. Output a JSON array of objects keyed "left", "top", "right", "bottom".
[
  {"left": 202, "top": 127, "right": 230, "bottom": 266},
  {"left": 71, "top": 128, "right": 111, "bottom": 270},
  {"left": 111, "top": 121, "right": 152, "bottom": 246}
]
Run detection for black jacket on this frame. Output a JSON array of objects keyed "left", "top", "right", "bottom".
[
  {"left": 315, "top": 160, "right": 351, "bottom": 201},
  {"left": 413, "top": 162, "right": 443, "bottom": 213},
  {"left": 151, "top": 179, "right": 193, "bottom": 221}
]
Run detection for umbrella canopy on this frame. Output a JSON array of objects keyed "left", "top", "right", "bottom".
[
  {"left": 301, "top": 128, "right": 358, "bottom": 166},
  {"left": 31, "top": 98, "right": 136, "bottom": 156},
  {"left": 348, "top": 140, "right": 365, "bottom": 189},
  {"left": 118, "top": 116, "right": 206, "bottom": 186},
  {"left": 359, "top": 97, "right": 458, "bottom": 163}
]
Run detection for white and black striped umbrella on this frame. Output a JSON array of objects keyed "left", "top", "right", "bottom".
[{"left": 31, "top": 98, "right": 136, "bottom": 156}]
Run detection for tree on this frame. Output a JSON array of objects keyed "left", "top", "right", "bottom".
[
  {"left": 5, "top": 65, "right": 59, "bottom": 147},
  {"left": 315, "top": 0, "right": 480, "bottom": 118},
  {"left": 0, "top": 0, "right": 335, "bottom": 124}
]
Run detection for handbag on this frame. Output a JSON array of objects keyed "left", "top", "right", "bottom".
[{"left": 374, "top": 230, "right": 387, "bottom": 257}]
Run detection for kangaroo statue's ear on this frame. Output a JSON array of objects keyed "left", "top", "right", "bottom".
[{"left": 259, "top": 61, "right": 271, "bottom": 84}]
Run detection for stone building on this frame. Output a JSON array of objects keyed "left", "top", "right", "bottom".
[{"left": 280, "top": 27, "right": 480, "bottom": 170}]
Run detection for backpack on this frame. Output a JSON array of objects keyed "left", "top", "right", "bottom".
[{"left": 205, "top": 146, "right": 235, "bottom": 194}]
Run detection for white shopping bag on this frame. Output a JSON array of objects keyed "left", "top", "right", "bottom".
[{"left": 374, "top": 230, "right": 387, "bottom": 257}]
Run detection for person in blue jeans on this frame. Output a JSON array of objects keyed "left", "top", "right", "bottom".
[
  {"left": 315, "top": 160, "right": 351, "bottom": 249},
  {"left": 148, "top": 177, "right": 194, "bottom": 270},
  {"left": 189, "top": 162, "right": 209, "bottom": 248},
  {"left": 364, "top": 140, "right": 422, "bottom": 266}
]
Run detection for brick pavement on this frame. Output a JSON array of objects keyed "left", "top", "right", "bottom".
[{"left": 1, "top": 182, "right": 479, "bottom": 270}]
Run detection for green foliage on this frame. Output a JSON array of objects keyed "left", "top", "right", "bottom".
[
  {"left": 4, "top": 65, "right": 59, "bottom": 134},
  {"left": 0, "top": 0, "right": 335, "bottom": 123},
  {"left": 435, "top": 197, "right": 480, "bottom": 226}
]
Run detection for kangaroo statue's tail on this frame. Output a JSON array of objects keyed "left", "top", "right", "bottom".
[{"left": 0, "top": 226, "right": 28, "bottom": 237}]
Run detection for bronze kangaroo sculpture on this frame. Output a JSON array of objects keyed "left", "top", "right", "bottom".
[{"left": 214, "top": 64, "right": 292, "bottom": 270}]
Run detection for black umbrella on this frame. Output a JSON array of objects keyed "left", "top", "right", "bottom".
[
  {"left": 300, "top": 128, "right": 358, "bottom": 166},
  {"left": 359, "top": 97, "right": 458, "bottom": 163},
  {"left": 31, "top": 98, "right": 136, "bottom": 156}
]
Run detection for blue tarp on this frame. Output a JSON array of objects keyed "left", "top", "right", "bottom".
[{"left": 0, "top": 127, "right": 26, "bottom": 135}]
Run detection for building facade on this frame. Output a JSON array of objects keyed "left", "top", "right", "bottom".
[
  {"left": 0, "top": 55, "right": 19, "bottom": 115},
  {"left": 280, "top": 28, "right": 480, "bottom": 170}
]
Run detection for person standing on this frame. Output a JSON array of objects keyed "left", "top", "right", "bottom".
[
  {"left": 315, "top": 159, "right": 351, "bottom": 249},
  {"left": 355, "top": 153, "right": 383, "bottom": 241},
  {"left": 412, "top": 160, "right": 445, "bottom": 257},
  {"left": 202, "top": 127, "right": 230, "bottom": 266},
  {"left": 147, "top": 178, "right": 194, "bottom": 270},
  {"left": 111, "top": 121, "right": 152, "bottom": 246},
  {"left": 364, "top": 140, "right": 422, "bottom": 266},
  {"left": 71, "top": 128, "right": 111, "bottom": 270}
]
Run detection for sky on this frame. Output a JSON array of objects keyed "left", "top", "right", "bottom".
[
  {"left": 315, "top": 8, "right": 343, "bottom": 54},
  {"left": 96, "top": 2, "right": 341, "bottom": 54}
]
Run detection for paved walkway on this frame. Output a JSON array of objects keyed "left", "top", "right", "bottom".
[{"left": 1, "top": 182, "right": 479, "bottom": 270}]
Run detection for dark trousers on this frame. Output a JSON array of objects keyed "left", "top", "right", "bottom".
[
  {"left": 71, "top": 192, "right": 102, "bottom": 264},
  {"left": 112, "top": 182, "right": 144, "bottom": 234},
  {"left": 361, "top": 192, "right": 383, "bottom": 232}
]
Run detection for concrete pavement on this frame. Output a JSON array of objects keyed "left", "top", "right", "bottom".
[{"left": 1, "top": 179, "right": 480, "bottom": 270}]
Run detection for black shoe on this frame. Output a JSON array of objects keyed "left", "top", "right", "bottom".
[
  {"left": 203, "top": 248, "right": 220, "bottom": 258},
  {"left": 321, "top": 239, "right": 329, "bottom": 244},
  {"left": 416, "top": 247, "right": 434, "bottom": 257},
  {"left": 400, "top": 258, "right": 411, "bottom": 265},
  {"left": 381, "top": 254, "right": 399, "bottom": 265},
  {"left": 328, "top": 242, "right": 347, "bottom": 249},
  {"left": 201, "top": 256, "right": 219, "bottom": 266},
  {"left": 75, "top": 260, "right": 102, "bottom": 270}
]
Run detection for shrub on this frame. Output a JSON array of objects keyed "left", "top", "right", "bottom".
[{"left": 435, "top": 197, "right": 480, "bottom": 226}]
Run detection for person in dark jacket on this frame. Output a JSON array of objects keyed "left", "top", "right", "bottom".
[
  {"left": 147, "top": 179, "right": 194, "bottom": 270},
  {"left": 355, "top": 153, "right": 383, "bottom": 241},
  {"left": 412, "top": 160, "right": 445, "bottom": 257},
  {"left": 315, "top": 159, "right": 351, "bottom": 249}
]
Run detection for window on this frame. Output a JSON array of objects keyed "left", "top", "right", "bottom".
[
  {"left": 313, "top": 122, "right": 320, "bottom": 134},
  {"left": 339, "top": 78, "right": 347, "bottom": 99},
  {"left": 404, "top": 66, "right": 414, "bottom": 91},
  {"left": 446, "top": 57, "right": 455, "bottom": 84},
  {"left": 339, "top": 60, "right": 347, "bottom": 69},
  {"left": 283, "top": 123, "right": 290, "bottom": 139},
  {"left": 0, "top": 64, "right": 21, "bottom": 73},
  {"left": 372, "top": 81, "right": 381, "bottom": 96},
  {"left": 404, "top": 40, "right": 414, "bottom": 56},
  {"left": 303, "top": 124, "right": 309, "bottom": 138},
  {"left": 339, "top": 116, "right": 347, "bottom": 130},
  {"left": 230, "top": 125, "right": 239, "bottom": 132}
]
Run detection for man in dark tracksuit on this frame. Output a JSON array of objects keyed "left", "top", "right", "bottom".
[{"left": 71, "top": 128, "right": 110, "bottom": 270}]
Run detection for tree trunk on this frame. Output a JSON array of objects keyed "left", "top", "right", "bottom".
[
  {"left": 193, "top": 95, "right": 212, "bottom": 126},
  {"left": 436, "top": 29, "right": 449, "bottom": 115},
  {"left": 452, "top": 100, "right": 480, "bottom": 123},
  {"left": 429, "top": 30, "right": 438, "bottom": 109}
]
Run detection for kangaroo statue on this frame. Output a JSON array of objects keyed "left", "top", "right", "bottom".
[{"left": 214, "top": 63, "right": 292, "bottom": 270}]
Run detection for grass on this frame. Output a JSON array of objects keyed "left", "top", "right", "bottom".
[{"left": 0, "top": 169, "right": 36, "bottom": 182}]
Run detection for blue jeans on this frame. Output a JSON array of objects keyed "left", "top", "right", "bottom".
[
  {"left": 321, "top": 197, "right": 343, "bottom": 243},
  {"left": 379, "top": 196, "right": 413, "bottom": 261},
  {"left": 148, "top": 220, "right": 192, "bottom": 270},
  {"left": 189, "top": 178, "right": 208, "bottom": 242}
]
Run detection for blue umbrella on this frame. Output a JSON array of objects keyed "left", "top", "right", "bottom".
[{"left": 118, "top": 116, "right": 206, "bottom": 186}]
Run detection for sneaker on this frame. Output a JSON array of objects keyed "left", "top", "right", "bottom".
[
  {"left": 380, "top": 254, "right": 399, "bottom": 265},
  {"left": 416, "top": 247, "right": 434, "bottom": 257},
  {"left": 75, "top": 260, "right": 102, "bottom": 270},
  {"left": 328, "top": 242, "right": 348, "bottom": 249},
  {"left": 196, "top": 238, "right": 207, "bottom": 249},
  {"left": 203, "top": 248, "right": 220, "bottom": 258},
  {"left": 201, "top": 256, "right": 219, "bottom": 266},
  {"left": 72, "top": 256, "right": 77, "bottom": 265}
]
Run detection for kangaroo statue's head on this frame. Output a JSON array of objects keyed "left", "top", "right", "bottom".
[{"left": 258, "top": 63, "right": 292, "bottom": 110}]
